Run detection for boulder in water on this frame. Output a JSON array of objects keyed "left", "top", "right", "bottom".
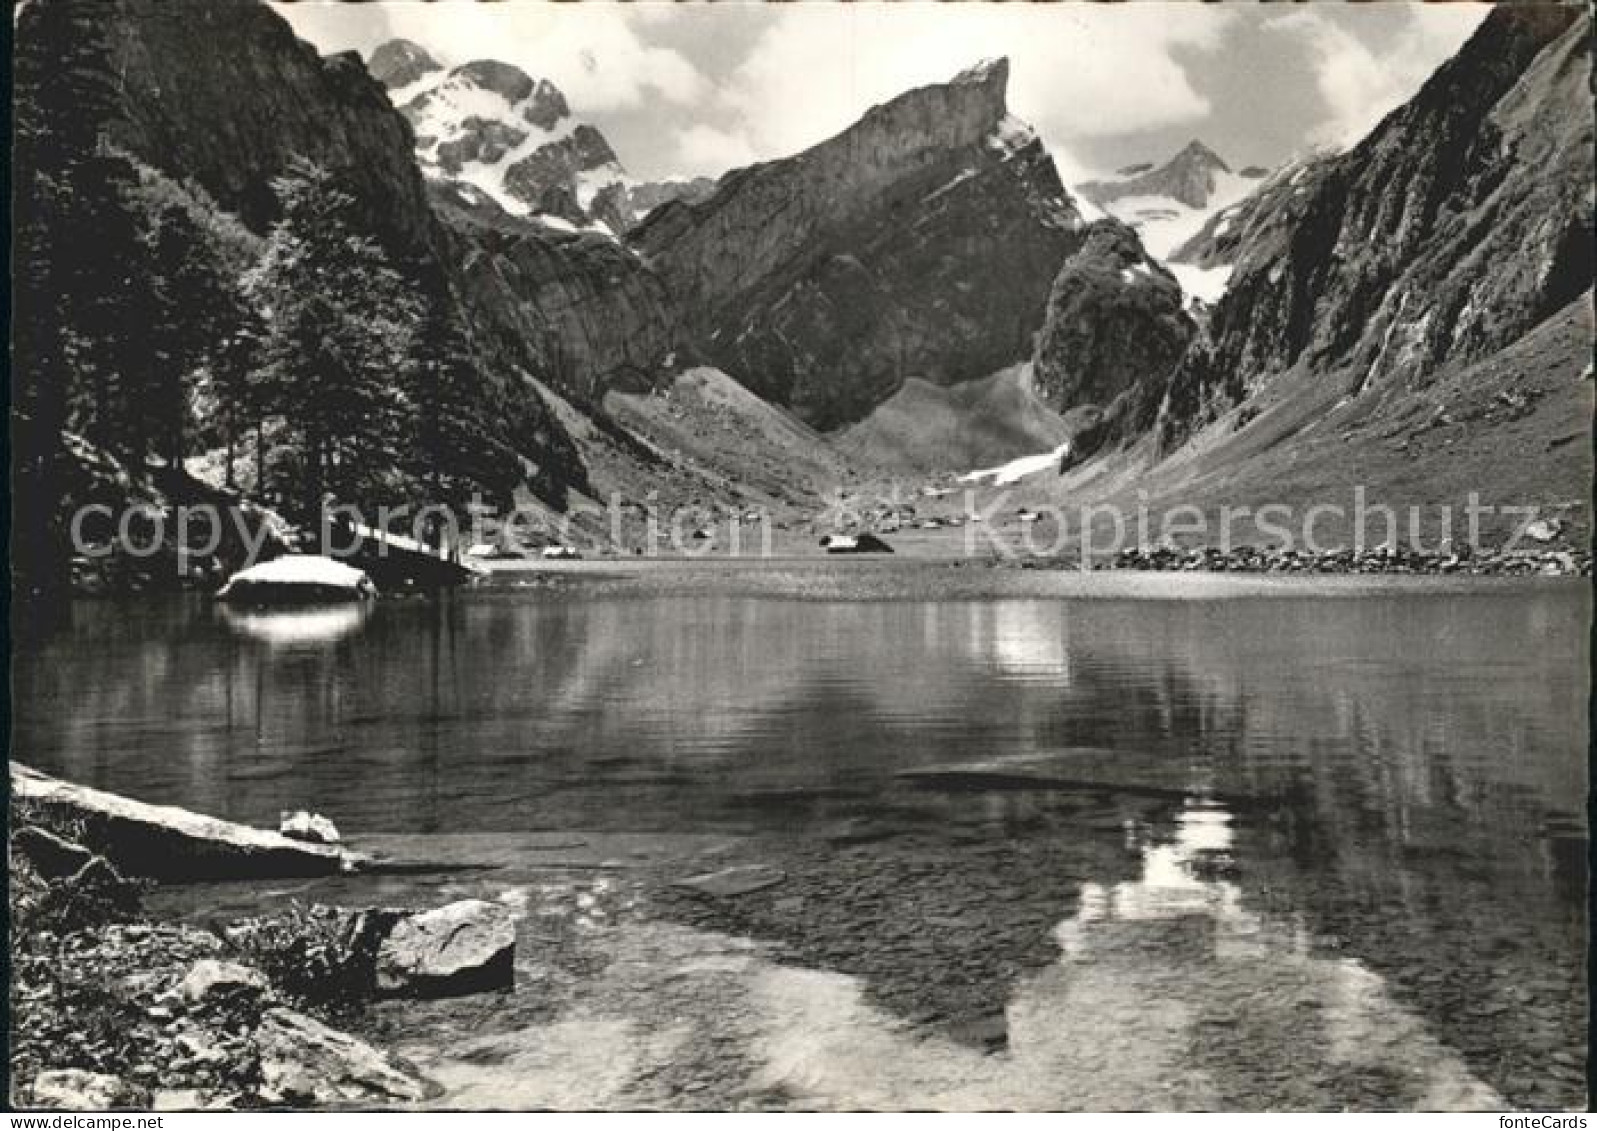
[
  {"left": 375, "top": 899, "right": 516, "bottom": 998},
  {"left": 215, "top": 555, "right": 377, "bottom": 605}
]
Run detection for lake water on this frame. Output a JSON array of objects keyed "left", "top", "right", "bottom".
[{"left": 11, "top": 566, "right": 1589, "bottom": 1109}]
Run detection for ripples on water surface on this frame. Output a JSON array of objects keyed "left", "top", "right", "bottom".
[{"left": 12, "top": 565, "right": 1589, "bottom": 1109}]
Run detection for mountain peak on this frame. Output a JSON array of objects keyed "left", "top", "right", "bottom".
[
  {"left": 955, "top": 56, "right": 1010, "bottom": 92},
  {"left": 368, "top": 38, "right": 441, "bottom": 91},
  {"left": 1174, "top": 139, "right": 1230, "bottom": 172},
  {"left": 1080, "top": 138, "right": 1234, "bottom": 210}
]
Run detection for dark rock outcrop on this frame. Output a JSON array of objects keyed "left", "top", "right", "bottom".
[
  {"left": 1032, "top": 220, "right": 1196, "bottom": 412},
  {"left": 521, "top": 79, "right": 571, "bottom": 132},
  {"left": 436, "top": 117, "right": 527, "bottom": 173},
  {"left": 635, "top": 59, "right": 1092, "bottom": 428},
  {"left": 1081, "top": 140, "right": 1233, "bottom": 210},
  {"left": 367, "top": 38, "right": 440, "bottom": 91},
  {"left": 85, "top": 0, "right": 435, "bottom": 248},
  {"left": 451, "top": 59, "right": 535, "bottom": 104},
  {"left": 1153, "top": 6, "right": 1593, "bottom": 449}
]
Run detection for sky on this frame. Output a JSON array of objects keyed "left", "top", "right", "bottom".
[{"left": 272, "top": 1, "right": 1489, "bottom": 184}]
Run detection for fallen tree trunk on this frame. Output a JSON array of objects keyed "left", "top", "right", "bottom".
[{"left": 10, "top": 764, "right": 363, "bottom": 881}]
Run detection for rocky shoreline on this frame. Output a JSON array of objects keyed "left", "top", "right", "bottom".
[
  {"left": 8, "top": 766, "right": 515, "bottom": 1111},
  {"left": 1091, "top": 540, "right": 1591, "bottom": 576}
]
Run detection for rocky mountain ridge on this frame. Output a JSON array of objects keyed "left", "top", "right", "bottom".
[
  {"left": 1074, "top": 139, "right": 1268, "bottom": 302},
  {"left": 635, "top": 59, "right": 1098, "bottom": 428},
  {"left": 1168, "top": 153, "right": 1339, "bottom": 273},
  {"left": 1148, "top": 4, "right": 1593, "bottom": 451}
]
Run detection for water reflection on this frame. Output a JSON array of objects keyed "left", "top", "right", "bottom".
[
  {"left": 12, "top": 575, "right": 1587, "bottom": 1107},
  {"left": 1066, "top": 800, "right": 1243, "bottom": 934},
  {"left": 218, "top": 603, "right": 372, "bottom": 648}
]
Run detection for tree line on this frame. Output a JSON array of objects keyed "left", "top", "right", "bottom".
[{"left": 12, "top": 0, "right": 532, "bottom": 593}]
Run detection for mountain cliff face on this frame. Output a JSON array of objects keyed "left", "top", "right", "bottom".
[
  {"left": 634, "top": 60, "right": 1094, "bottom": 428},
  {"left": 83, "top": 0, "right": 436, "bottom": 251},
  {"left": 430, "top": 182, "right": 676, "bottom": 401},
  {"left": 1031, "top": 220, "right": 1195, "bottom": 413},
  {"left": 1150, "top": 5, "right": 1593, "bottom": 449}
]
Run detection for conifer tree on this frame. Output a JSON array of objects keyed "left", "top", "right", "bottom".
[{"left": 244, "top": 159, "right": 421, "bottom": 518}]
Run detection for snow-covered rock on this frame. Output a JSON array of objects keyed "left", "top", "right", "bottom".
[
  {"left": 371, "top": 42, "right": 629, "bottom": 228},
  {"left": 215, "top": 555, "right": 377, "bottom": 605}
]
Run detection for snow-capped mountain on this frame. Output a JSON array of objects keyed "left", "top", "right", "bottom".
[
  {"left": 367, "top": 39, "right": 628, "bottom": 231},
  {"left": 1076, "top": 140, "right": 1267, "bottom": 303}
]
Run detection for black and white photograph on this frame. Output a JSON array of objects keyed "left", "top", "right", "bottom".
[{"left": 7, "top": 0, "right": 1592, "bottom": 1115}]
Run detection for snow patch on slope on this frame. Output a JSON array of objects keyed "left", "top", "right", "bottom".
[
  {"left": 959, "top": 442, "right": 1070, "bottom": 486},
  {"left": 1099, "top": 169, "right": 1256, "bottom": 261},
  {"left": 1169, "top": 263, "right": 1233, "bottom": 305}
]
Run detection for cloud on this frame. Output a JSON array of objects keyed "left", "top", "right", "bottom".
[
  {"left": 667, "top": 3, "right": 1234, "bottom": 178},
  {"left": 1270, "top": 5, "right": 1488, "bottom": 151},
  {"left": 277, "top": 1, "right": 709, "bottom": 114},
  {"left": 675, "top": 124, "right": 762, "bottom": 176}
]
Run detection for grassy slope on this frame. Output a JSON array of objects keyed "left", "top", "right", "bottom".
[
  {"left": 831, "top": 364, "right": 1071, "bottom": 474},
  {"left": 1042, "top": 294, "right": 1595, "bottom": 550},
  {"left": 602, "top": 367, "right": 862, "bottom": 509},
  {"left": 528, "top": 297, "right": 1589, "bottom": 560}
]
